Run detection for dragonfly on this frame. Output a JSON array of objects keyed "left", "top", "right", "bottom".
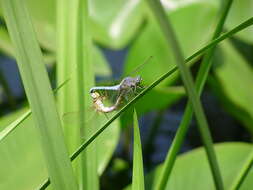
[
  {"left": 89, "top": 56, "right": 153, "bottom": 112},
  {"left": 62, "top": 56, "right": 153, "bottom": 126}
]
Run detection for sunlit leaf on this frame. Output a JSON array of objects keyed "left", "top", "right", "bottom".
[
  {"left": 212, "top": 40, "right": 253, "bottom": 133},
  {"left": 125, "top": 0, "right": 220, "bottom": 85},
  {"left": 90, "top": 0, "right": 144, "bottom": 49},
  {"left": 225, "top": 0, "right": 253, "bottom": 43},
  {"left": 132, "top": 109, "right": 145, "bottom": 190},
  {"left": 125, "top": 143, "right": 253, "bottom": 190}
]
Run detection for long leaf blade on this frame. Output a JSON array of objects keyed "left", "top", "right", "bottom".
[
  {"left": 145, "top": 0, "right": 224, "bottom": 189},
  {"left": 57, "top": 0, "right": 97, "bottom": 188},
  {"left": 132, "top": 109, "right": 145, "bottom": 190},
  {"left": 1, "top": 0, "right": 78, "bottom": 189},
  {"left": 156, "top": 0, "right": 234, "bottom": 189}
]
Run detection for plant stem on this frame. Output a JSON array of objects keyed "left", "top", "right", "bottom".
[
  {"left": 156, "top": 0, "right": 234, "bottom": 189},
  {"left": 145, "top": 0, "right": 225, "bottom": 189},
  {"left": 230, "top": 149, "right": 253, "bottom": 190}
]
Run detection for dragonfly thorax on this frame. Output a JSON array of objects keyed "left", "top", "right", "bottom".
[{"left": 119, "top": 76, "right": 142, "bottom": 92}]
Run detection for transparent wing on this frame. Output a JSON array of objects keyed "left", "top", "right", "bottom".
[
  {"left": 61, "top": 105, "right": 116, "bottom": 129},
  {"left": 62, "top": 107, "right": 96, "bottom": 126},
  {"left": 125, "top": 56, "right": 153, "bottom": 78}
]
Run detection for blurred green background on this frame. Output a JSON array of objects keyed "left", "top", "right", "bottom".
[{"left": 0, "top": 0, "right": 253, "bottom": 189}]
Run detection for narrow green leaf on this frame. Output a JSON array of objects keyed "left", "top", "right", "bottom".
[
  {"left": 132, "top": 109, "right": 145, "bottom": 190},
  {"left": 145, "top": 0, "right": 224, "bottom": 189},
  {"left": 57, "top": 0, "right": 98, "bottom": 189},
  {"left": 38, "top": 17, "right": 253, "bottom": 189},
  {"left": 1, "top": 0, "right": 78, "bottom": 189},
  {"left": 230, "top": 149, "right": 253, "bottom": 190},
  {"left": 156, "top": 0, "right": 234, "bottom": 189},
  {"left": 0, "top": 110, "right": 30, "bottom": 140},
  {"left": 225, "top": 0, "right": 253, "bottom": 43}
]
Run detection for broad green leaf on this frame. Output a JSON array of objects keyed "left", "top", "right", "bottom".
[
  {"left": 90, "top": 0, "right": 144, "bottom": 49},
  {"left": 225, "top": 0, "right": 253, "bottom": 43},
  {"left": 212, "top": 40, "right": 253, "bottom": 133},
  {"left": 132, "top": 109, "right": 145, "bottom": 190},
  {"left": 125, "top": 0, "right": 219, "bottom": 85},
  {"left": 1, "top": 0, "right": 144, "bottom": 50},
  {"left": 135, "top": 86, "right": 184, "bottom": 115},
  {"left": 25, "top": 0, "right": 56, "bottom": 51},
  {"left": 0, "top": 27, "right": 111, "bottom": 76},
  {"left": 0, "top": 106, "right": 120, "bottom": 190},
  {"left": 126, "top": 143, "right": 253, "bottom": 190},
  {"left": 0, "top": 108, "right": 30, "bottom": 140},
  {"left": 0, "top": 106, "right": 28, "bottom": 131},
  {"left": 0, "top": 115, "right": 47, "bottom": 190},
  {"left": 92, "top": 46, "right": 112, "bottom": 77},
  {"left": 97, "top": 119, "right": 120, "bottom": 174}
]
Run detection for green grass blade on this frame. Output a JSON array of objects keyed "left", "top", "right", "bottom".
[
  {"left": 156, "top": 0, "right": 234, "bottom": 189},
  {"left": 145, "top": 0, "right": 224, "bottom": 189},
  {"left": 0, "top": 111, "right": 31, "bottom": 140},
  {"left": 230, "top": 149, "right": 253, "bottom": 190},
  {"left": 0, "top": 78, "right": 70, "bottom": 141},
  {"left": 1, "top": 0, "right": 78, "bottom": 189},
  {"left": 185, "top": 17, "right": 253, "bottom": 63},
  {"left": 37, "top": 17, "right": 253, "bottom": 189},
  {"left": 132, "top": 109, "right": 145, "bottom": 190},
  {"left": 57, "top": 0, "right": 97, "bottom": 189}
]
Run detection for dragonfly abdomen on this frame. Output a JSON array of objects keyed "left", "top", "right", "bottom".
[{"left": 89, "top": 84, "right": 121, "bottom": 94}]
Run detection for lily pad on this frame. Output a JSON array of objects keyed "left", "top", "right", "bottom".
[
  {"left": 125, "top": 142, "right": 253, "bottom": 190},
  {"left": 212, "top": 40, "right": 253, "bottom": 133},
  {"left": 124, "top": 0, "right": 220, "bottom": 85},
  {"left": 225, "top": 0, "right": 253, "bottom": 44}
]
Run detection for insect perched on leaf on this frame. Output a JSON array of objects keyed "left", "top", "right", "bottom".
[{"left": 62, "top": 56, "right": 153, "bottom": 126}]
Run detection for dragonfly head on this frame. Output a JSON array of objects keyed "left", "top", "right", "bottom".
[{"left": 135, "top": 75, "right": 142, "bottom": 85}]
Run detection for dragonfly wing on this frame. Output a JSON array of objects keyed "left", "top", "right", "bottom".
[
  {"left": 62, "top": 107, "right": 96, "bottom": 126},
  {"left": 62, "top": 107, "right": 112, "bottom": 128}
]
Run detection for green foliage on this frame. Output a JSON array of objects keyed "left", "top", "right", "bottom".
[
  {"left": 0, "top": 0, "right": 253, "bottom": 189},
  {"left": 1, "top": 0, "right": 78, "bottom": 189},
  {"left": 225, "top": 0, "right": 253, "bottom": 43},
  {"left": 211, "top": 40, "right": 253, "bottom": 133},
  {"left": 144, "top": 143, "right": 253, "bottom": 190},
  {"left": 132, "top": 109, "right": 145, "bottom": 190}
]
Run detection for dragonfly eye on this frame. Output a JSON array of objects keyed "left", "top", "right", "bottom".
[
  {"left": 136, "top": 76, "right": 142, "bottom": 83},
  {"left": 90, "top": 89, "right": 95, "bottom": 93}
]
